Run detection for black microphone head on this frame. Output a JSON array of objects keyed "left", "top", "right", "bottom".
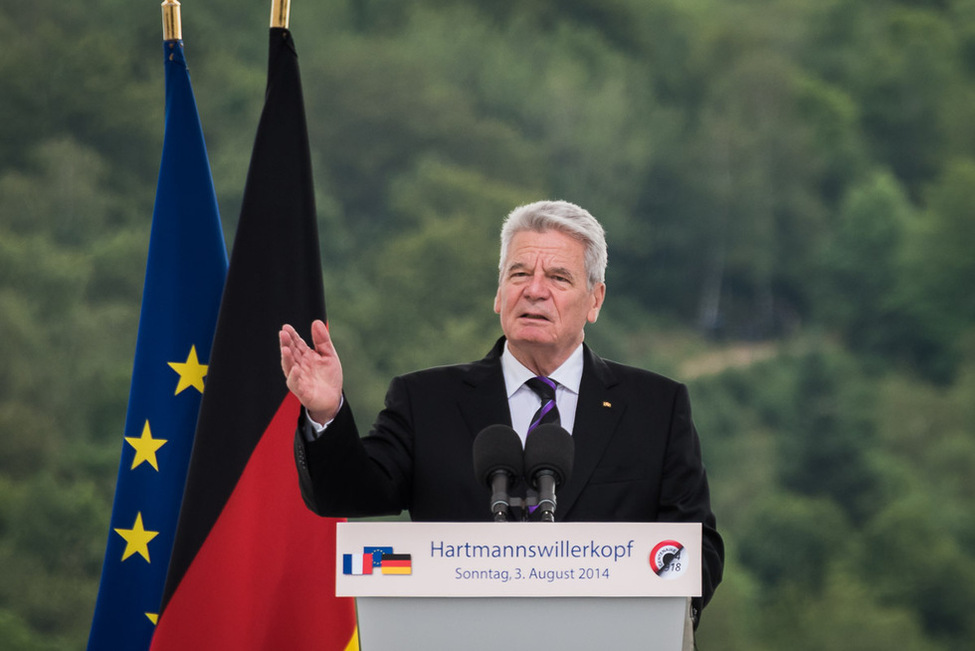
[
  {"left": 472, "top": 425, "right": 524, "bottom": 487},
  {"left": 524, "top": 424, "right": 574, "bottom": 488}
]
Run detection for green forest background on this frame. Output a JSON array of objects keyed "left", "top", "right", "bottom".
[{"left": 2, "top": 0, "right": 975, "bottom": 649}]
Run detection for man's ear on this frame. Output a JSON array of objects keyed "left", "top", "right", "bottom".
[{"left": 587, "top": 283, "right": 606, "bottom": 323}]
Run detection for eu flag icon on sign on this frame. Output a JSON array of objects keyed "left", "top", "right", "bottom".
[{"left": 364, "top": 546, "right": 394, "bottom": 568}]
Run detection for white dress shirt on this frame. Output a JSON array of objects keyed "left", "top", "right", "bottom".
[{"left": 501, "top": 341, "right": 584, "bottom": 446}]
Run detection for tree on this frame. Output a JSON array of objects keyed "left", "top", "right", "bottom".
[
  {"left": 816, "top": 170, "right": 915, "bottom": 356},
  {"left": 736, "top": 492, "right": 852, "bottom": 595},
  {"left": 778, "top": 351, "right": 884, "bottom": 521},
  {"left": 863, "top": 497, "right": 975, "bottom": 645}
]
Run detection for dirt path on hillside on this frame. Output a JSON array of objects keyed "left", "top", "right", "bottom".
[{"left": 678, "top": 341, "right": 780, "bottom": 379}]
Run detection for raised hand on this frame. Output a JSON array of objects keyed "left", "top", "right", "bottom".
[{"left": 279, "top": 319, "right": 343, "bottom": 424}]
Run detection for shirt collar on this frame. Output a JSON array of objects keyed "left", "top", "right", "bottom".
[{"left": 500, "top": 341, "right": 585, "bottom": 398}]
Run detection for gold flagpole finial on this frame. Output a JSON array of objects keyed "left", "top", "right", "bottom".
[
  {"left": 271, "top": 0, "right": 291, "bottom": 29},
  {"left": 162, "top": 0, "right": 182, "bottom": 41}
]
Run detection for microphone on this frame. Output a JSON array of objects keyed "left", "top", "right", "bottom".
[
  {"left": 523, "top": 424, "right": 574, "bottom": 522},
  {"left": 472, "top": 425, "right": 524, "bottom": 522}
]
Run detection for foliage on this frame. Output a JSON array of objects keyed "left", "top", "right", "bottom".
[{"left": 1, "top": 0, "right": 974, "bottom": 649}]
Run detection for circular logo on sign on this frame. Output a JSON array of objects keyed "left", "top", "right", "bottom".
[{"left": 649, "top": 540, "right": 686, "bottom": 579}]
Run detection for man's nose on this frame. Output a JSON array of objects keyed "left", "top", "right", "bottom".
[{"left": 524, "top": 273, "right": 549, "bottom": 299}]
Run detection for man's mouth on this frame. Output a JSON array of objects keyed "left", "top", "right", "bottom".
[{"left": 520, "top": 312, "right": 550, "bottom": 322}]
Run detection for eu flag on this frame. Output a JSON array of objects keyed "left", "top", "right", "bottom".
[{"left": 86, "top": 38, "right": 227, "bottom": 651}]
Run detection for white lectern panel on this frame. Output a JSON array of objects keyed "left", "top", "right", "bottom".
[{"left": 356, "top": 596, "right": 689, "bottom": 651}]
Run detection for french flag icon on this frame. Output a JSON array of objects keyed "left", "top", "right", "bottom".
[{"left": 342, "top": 553, "right": 374, "bottom": 575}]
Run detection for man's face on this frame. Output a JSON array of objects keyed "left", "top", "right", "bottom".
[{"left": 494, "top": 229, "right": 605, "bottom": 368}]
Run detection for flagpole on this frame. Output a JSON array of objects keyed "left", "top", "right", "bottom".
[
  {"left": 271, "top": 0, "right": 291, "bottom": 28},
  {"left": 162, "top": 0, "right": 181, "bottom": 41}
]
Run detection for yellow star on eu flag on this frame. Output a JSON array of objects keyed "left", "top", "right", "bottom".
[
  {"left": 125, "top": 421, "right": 167, "bottom": 471},
  {"left": 114, "top": 512, "right": 159, "bottom": 562},
  {"left": 168, "top": 345, "right": 208, "bottom": 395}
]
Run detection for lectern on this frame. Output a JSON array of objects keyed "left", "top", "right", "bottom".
[{"left": 336, "top": 521, "right": 700, "bottom": 650}]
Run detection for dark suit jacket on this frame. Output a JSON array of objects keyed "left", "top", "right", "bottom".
[{"left": 294, "top": 338, "right": 723, "bottom": 611}]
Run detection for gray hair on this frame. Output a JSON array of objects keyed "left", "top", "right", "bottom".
[{"left": 499, "top": 200, "right": 608, "bottom": 290}]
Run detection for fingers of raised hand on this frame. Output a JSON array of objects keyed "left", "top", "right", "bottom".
[{"left": 310, "top": 319, "right": 335, "bottom": 356}]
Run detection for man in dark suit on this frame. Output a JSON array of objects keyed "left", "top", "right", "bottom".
[{"left": 280, "top": 200, "right": 723, "bottom": 621}]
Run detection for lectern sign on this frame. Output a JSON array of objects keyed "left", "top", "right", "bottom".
[{"left": 335, "top": 521, "right": 701, "bottom": 598}]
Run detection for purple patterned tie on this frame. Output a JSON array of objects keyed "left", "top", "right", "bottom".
[
  {"left": 524, "top": 376, "right": 559, "bottom": 516},
  {"left": 525, "top": 376, "right": 560, "bottom": 434}
]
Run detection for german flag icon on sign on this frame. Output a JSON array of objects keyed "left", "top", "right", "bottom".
[{"left": 380, "top": 553, "right": 412, "bottom": 575}]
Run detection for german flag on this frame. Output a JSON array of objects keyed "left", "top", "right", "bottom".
[
  {"left": 380, "top": 554, "right": 413, "bottom": 575},
  {"left": 149, "top": 27, "right": 356, "bottom": 651}
]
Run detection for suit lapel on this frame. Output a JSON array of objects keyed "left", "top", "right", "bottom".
[
  {"left": 556, "top": 345, "right": 623, "bottom": 518},
  {"left": 456, "top": 338, "right": 511, "bottom": 438}
]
